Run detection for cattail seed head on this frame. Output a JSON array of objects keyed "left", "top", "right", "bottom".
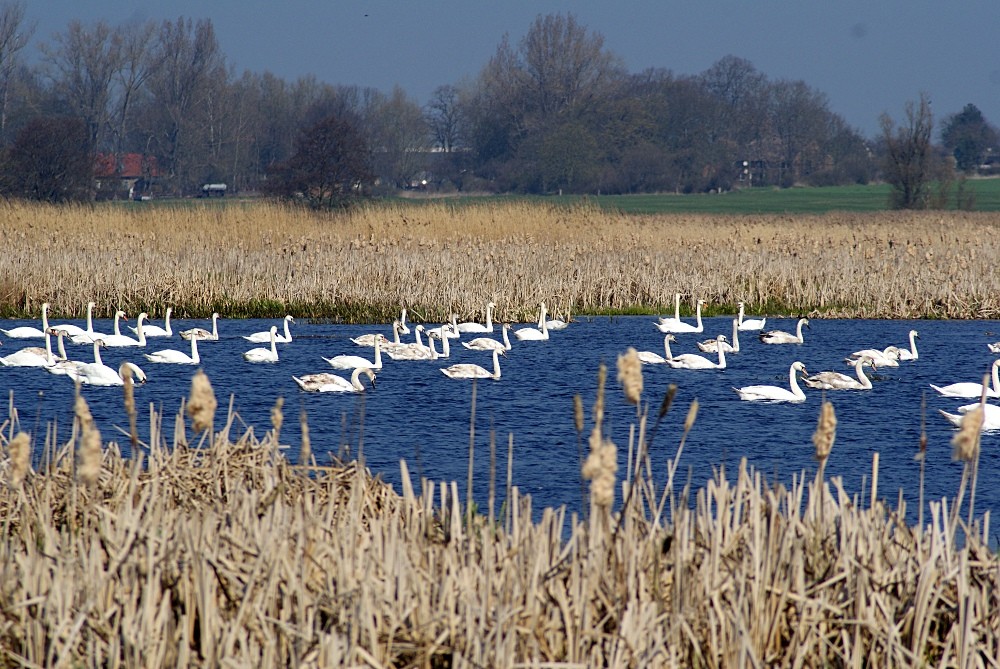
[
  {"left": 684, "top": 399, "right": 699, "bottom": 433},
  {"left": 812, "top": 401, "right": 837, "bottom": 463},
  {"left": 187, "top": 369, "right": 217, "bottom": 433},
  {"left": 582, "top": 426, "right": 618, "bottom": 508},
  {"left": 271, "top": 396, "right": 285, "bottom": 435},
  {"left": 573, "top": 394, "right": 584, "bottom": 433},
  {"left": 299, "top": 407, "right": 312, "bottom": 466},
  {"left": 8, "top": 432, "right": 31, "bottom": 488},
  {"left": 616, "top": 347, "right": 643, "bottom": 405},
  {"left": 75, "top": 394, "right": 102, "bottom": 486},
  {"left": 952, "top": 406, "right": 982, "bottom": 463},
  {"left": 593, "top": 363, "right": 606, "bottom": 431}
]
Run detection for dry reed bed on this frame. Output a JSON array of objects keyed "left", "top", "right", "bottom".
[
  {"left": 2, "top": 201, "right": 1000, "bottom": 321},
  {"left": 0, "top": 365, "right": 998, "bottom": 667}
]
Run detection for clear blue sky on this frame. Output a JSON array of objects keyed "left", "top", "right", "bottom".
[{"left": 25, "top": 1, "right": 1000, "bottom": 139}]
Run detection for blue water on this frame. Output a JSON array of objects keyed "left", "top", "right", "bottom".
[{"left": 3, "top": 313, "right": 1000, "bottom": 539}]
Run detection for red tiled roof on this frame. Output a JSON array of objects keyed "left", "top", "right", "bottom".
[{"left": 94, "top": 153, "right": 161, "bottom": 178}]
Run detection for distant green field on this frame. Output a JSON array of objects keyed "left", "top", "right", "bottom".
[{"left": 546, "top": 178, "right": 1000, "bottom": 214}]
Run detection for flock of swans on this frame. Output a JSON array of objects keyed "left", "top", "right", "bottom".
[
  {"left": 0, "top": 300, "right": 568, "bottom": 394},
  {"left": 1, "top": 299, "right": 998, "bottom": 430}
]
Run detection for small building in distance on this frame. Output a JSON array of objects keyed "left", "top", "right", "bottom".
[{"left": 94, "top": 153, "right": 161, "bottom": 200}]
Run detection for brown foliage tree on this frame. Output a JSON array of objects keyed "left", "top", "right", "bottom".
[
  {"left": 264, "top": 114, "right": 373, "bottom": 209},
  {"left": 0, "top": 116, "right": 93, "bottom": 202}
]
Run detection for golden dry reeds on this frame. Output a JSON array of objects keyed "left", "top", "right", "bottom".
[
  {"left": 0, "top": 369, "right": 997, "bottom": 667},
  {"left": 3, "top": 200, "right": 1000, "bottom": 322}
]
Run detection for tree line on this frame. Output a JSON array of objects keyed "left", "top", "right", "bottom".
[{"left": 0, "top": 4, "right": 996, "bottom": 208}]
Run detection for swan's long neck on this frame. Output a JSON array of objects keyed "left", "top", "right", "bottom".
[
  {"left": 992, "top": 361, "right": 1000, "bottom": 393},
  {"left": 92, "top": 340, "right": 103, "bottom": 366},
  {"left": 164, "top": 308, "right": 172, "bottom": 335},
  {"left": 789, "top": 364, "right": 805, "bottom": 398},
  {"left": 391, "top": 322, "right": 402, "bottom": 344},
  {"left": 136, "top": 316, "right": 147, "bottom": 345},
  {"left": 440, "top": 331, "right": 450, "bottom": 357},
  {"left": 351, "top": 367, "right": 364, "bottom": 390},
  {"left": 283, "top": 318, "right": 292, "bottom": 341},
  {"left": 190, "top": 335, "right": 199, "bottom": 362},
  {"left": 491, "top": 349, "right": 502, "bottom": 378},
  {"left": 663, "top": 335, "right": 673, "bottom": 359},
  {"left": 373, "top": 337, "right": 382, "bottom": 364},
  {"left": 56, "top": 331, "right": 67, "bottom": 360},
  {"left": 270, "top": 330, "right": 277, "bottom": 355},
  {"left": 694, "top": 302, "right": 702, "bottom": 328},
  {"left": 731, "top": 319, "right": 739, "bottom": 351},
  {"left": 44, "top": 330, "right": 54, "bottom": 362},
  {"left": 86, "top": 303, "right": 94, "bottom": 333},
  {"left": 909, "top": 331, "right": 918, "bottom": 358},
  {"left": 113, "top": 313, "right": 123, "bottom": 336},
  {"left": 501, "top": 324, "right": 512, "bottom": 349},
  {"left": 674, "top": 294, "right": 681, "bottom": 321},
  {"left": 485, "top": 303, "right": 494, "bottom": 329},
  {"left": 41, "top": 304, "right": 49, "bottom": 331},
  {"left": 428, "top": 335, "right": 439, "bottom": 359},
  {"left": 855, "top": 359, "right": 872, "bottom": 389},
  {"left": 211, "top": 313, "right": 219, "bottom": 338},
  {"left": 737, "top": 302, "right": 744, "bottom": 324},
  {"left": 717, "top": 343, "right": 726, "bottom": 367},
  {"left": 796, "top": 320, "right": 806, "bottom": 341}
]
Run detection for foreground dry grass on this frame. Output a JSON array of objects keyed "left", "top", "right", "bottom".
[
  {"left": 2, "top": 200, "right": 1000, "bottom": 322},
  {"left": 0, "top": 365, "right": 997, "bottom": 667}
]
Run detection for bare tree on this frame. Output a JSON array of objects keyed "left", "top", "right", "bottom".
[
  {"left": 0, "top": 1, "right": 32, "bottom": 142},
  {"left": 880, "top": 92, "right": 935, "bottom": 209},
  {"left": 110, "top": 20, "right": 157, "bottom": 158},
  {"left": 367, "top": 86, "right": 430, "bottom": 190},
  {"left": 424, "top": 84, "right": 463, "bottom": 152},
  {"left": 141, "top": 17, "right": 226, "bottom": 193},
  {"left": 40, "top": 20, "right": 123, "bottom": 149}
]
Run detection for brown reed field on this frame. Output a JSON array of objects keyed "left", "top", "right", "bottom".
[
  {"left": 2, "top": 199, "right": 1000, "bottom": 322},
  {"left": 1, "top": 358, "right": 997, "bottom": 667}
]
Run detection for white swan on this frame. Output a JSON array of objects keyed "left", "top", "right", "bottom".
[
  {"left": 637, "top": 333, "right": 675, "bottom": 365},
  {"left": 656, "top": 293, "right": 682, "bottom": 328},
  {"left": 383, "top": 324, "right": 429, "bottom": 358},
  {"left": 514, "top": 303, "right": 549, "bottom": 341},
  {"left": 463, "top": 323, "right": 513, "bottom": 352},
  {"left": 324, "top": 334, "right": 386, "bottom": 370},
  {"left": 71, "top": 308, "right": 125, "bottom": 344},
  {"left": 50, "top": 301, "right": 95, "bottom": 338},
  {"left": 441, "top": 348, "right": 504, "bottom": 380},
  {"left": 698, "top": 319, "right": 740, "bottom": 353},
  {"left": 65, "top": 340, "right": 147, "bottom": 386},
  {"left": 988, "top": 342, "right": 1000, "bottom": 354},
  {"left": 45, "top": 329, "right": 89, "bottom": 376},
  {"left": 845, "top": 345, "right": 900, "bottom": 368},
  {"left": 352, "top": 321, "right": 401, "bottom": 348},
  {"left": 804, "top": 356, "right": 874, "bottom": 390},
  {"left": 244, "top": 315, "right": 294, "bottom": 343},
  {"left": 180, "top": 312, "right": 221, "bottom": 341},
  {"left": 655, "top": 299, "right": 705, "bottom": 334},
  {"left": 734, "top": 361, "right": 808, "bottom": 402},
  {"left": 894, "top": 329, "right": 919, "bottom": 361},
  {"left": 457, "top": 301, "right": 496, "bottom": 334},
  {"left": 736, "top": 302, "right": 766, "bottom": 331},
  {"left": 929, "top": 359, "right": 1000, "bottom": 399},
  {"left": 243, "top": 326, "right": 279, "bottom": 363},
  {"left": 1, "top": 302, "right": 50, "bottom": 339},
  {"left": 0, "top": 327, "right": 61, "bottom": 367},
  {"left": 427, "top": 328, "right": 452, "bottom": 358},
  {"left": 144, "top": 335, "right": 199, "bottom": 364},
  {"left": 131, "top": 307, "right": 173, "bottom": 337},
  {"left": 939, "top": 403, "right": 1000, "bottom": 431},
  {"left": 666, "top": 337, "right": 726, "bottom": 370},
  {"left": 293, "top": 367, "right": 376, "bottom": 393},
  {"left": 544, "top": 304, "right": 571, "bottom": 330},
  {"left": 426, "top": 314, "right": 461, "bottom": 340},
  {"left": 101, "top": 313, "right": 148, "bottom": 347},
  {"left": 758, "top": 318, "right": 809, "bottom": 345},
  {"left": 385, "top": 328, "right": 443, "bottom": 361}
]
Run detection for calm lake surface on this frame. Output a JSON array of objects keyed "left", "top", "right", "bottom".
[{"left": 3, "top": 312, "right": 1000, "bottom": 539}]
